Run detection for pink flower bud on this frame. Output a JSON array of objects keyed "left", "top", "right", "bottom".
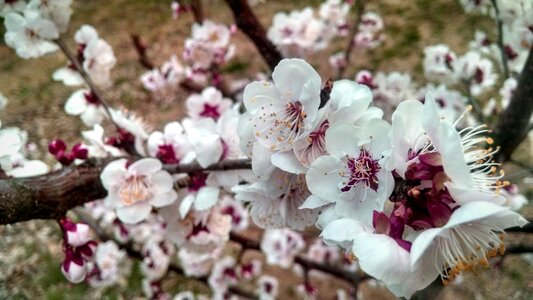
[
  {"left": 62, "top": 248, "right": 87, "bottom": 283},
  {"left": 78, "top": 240, "right": 98, "bottom": 260},
  {"left": 72, "top": 143, "right": 89, "bottom": 160},
  {"left": 64, "top": 223, "right": 91, "bottom": 247},
  {"left": 48, "top": 139, "right": 67, "bottom": 155}
]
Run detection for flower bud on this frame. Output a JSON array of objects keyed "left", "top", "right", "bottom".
[
  {"left": 62, "top": 248, "right": 87, "bottom": 283},
  {"left": 48, "top": 139, "right": 67, "bottom": 155}
]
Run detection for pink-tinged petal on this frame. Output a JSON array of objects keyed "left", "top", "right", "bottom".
[
  {"left": 194, "top": 186, "right": 220, "bottom": 211},
  {"left": 306, "top": 155, "right": 343, "bottom": 201},
  {"left": 272, "top": 58, "right": 321, "bottom": 101},
  {"left": 243, "top": 81, "right": 281, "bottom": 113},
  {"left": 150, "top": 189, "right": 178, "bottom": 207},
  {"left": 128, "top": 158, "right": 162, "bottom": 176},
  {"left": 325, "top": 122, "right": 363, "bottom": 158},
  {"left": 321, "top": 218, "right": 368, "bottom": 249},
  {"left": 116, "top": 202, "right": 152, "bottom": 224},
  {"left": 151, "top": 171, "right": 174, "bottom": 194},
  {"left": 418, "top": 152, "right": 442, "bottom": 166},
  {"left": 299, "top": 195, "right": 331, "bottom": 209},
  {"left": 271, "top": 151, "right": 307, "bottom": 174}
]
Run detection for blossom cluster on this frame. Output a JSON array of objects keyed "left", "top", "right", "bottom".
[{"left": 238, "top": 58, "right": 528, "bottom": 298}]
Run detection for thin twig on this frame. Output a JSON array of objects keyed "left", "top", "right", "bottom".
[
  {"left": 336, "top": 0, "right": 366, "bottom": 79},
  {"left": 131, "top": 34, "right": 154, "bottom": 69},
  {"left": 55, "top": 38, "right": 121, "bottom": 131},
  {"left": 229, "top": 232, "right": 369, "bottom": 284},
  {"left": 490, "top": 0, "right": 510, "bottom": 79}
]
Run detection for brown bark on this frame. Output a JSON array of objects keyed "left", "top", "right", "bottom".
[
  {"left": 224, "top": 0, "right": 283, "bottom": 71},
  {"left": 0, "top": 158, "right": 251, "bottom": 225},
  {"left": 494, "top": 46, "right": 533, "bottom": 161}
]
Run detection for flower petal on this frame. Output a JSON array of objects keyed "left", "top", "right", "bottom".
[
  {"left": 116, "top": 202, "right": 152, "bottom": 224},
  {"left": 128, "top": 158, "right": 162, "bottom": 175}
]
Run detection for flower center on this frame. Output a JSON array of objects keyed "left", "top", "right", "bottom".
[
  {"left": 340, "top": 149, "right": 381, "bottom": 192},
  {"left": 298, "top": 120, "right": 330, "bottom": 165},
  {"left": 255, "top": 100, "right": 307, "bottom": 150},
  {"left": 156, "top": 144, "right": 179, "bottom": 164},
  {"left": 119, "top": 175, "right": 152, "bottom": 206},
  {"left": 188, "top": 172, "right": 208, "bottom": 192},
  {"left": 199, "top": 103, "right": 221, "bottom": 120}
]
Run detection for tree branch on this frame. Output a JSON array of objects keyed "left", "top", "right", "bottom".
[
  {"left": 336, "top": 0, "right": 366, "bottom": 79},
  {"left": 494, "top": 46, "right": 533, "bottom": 161},
  {"left": 189, "top": 0, "right": 205, "bottom": 24},
  {"left": 0, "top": 158, "right": 251, "bottom": 225},
  {"left": 131, "top": 34, "right": 154, "bottom": 69},
  {"left": 224, "top": 0, "right": 283, "bottom": 71}
]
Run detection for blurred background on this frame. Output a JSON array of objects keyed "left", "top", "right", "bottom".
[{"left": 0, "top": 0, "right": 531, "bottom": 299}]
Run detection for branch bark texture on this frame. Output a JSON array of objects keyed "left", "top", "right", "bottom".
[
  {"left": 494, "top": 46, "right": 533, "bottom": 161},
  {"left": 224, "top": 0, "right": 282, "bottom": 71},
  {"left": 0, "top": 158, "right": 251, "bottom": 225}
]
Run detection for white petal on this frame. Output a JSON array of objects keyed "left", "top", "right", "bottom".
[
  {"left": 306, "top": 155, "right": 343, "bottom": 201},
  {"left": 434, "top": 122, "right": 473, "bottom": 188},
  {"left": 194, "top": 186, "right": 220, "bottom": 211},
  {"left": 194, "top": 134, "right": 223, "bottom": 168},
  {"left": 299, "top": 195, "right": 331, "bottom": 209},
  {"left": 352, "top": 232, "right": 411, "bottom": 286},
  {"left": 251, "top": 142, "right": 275, "bottom": 179},
  {"left": 151, "top": 171, "right": 174, "bottom": 194},
  {"left": 64, "top": 90, "right": 88, "bottom": 115},
  {"left": 446, "top": 182, "right": 505, "bottom": 205},
  {"left": 150, "top": 189, "right": 178, "bottom": 207},
  {"left": 272, "top": 58, "right": 321, "bottom": 100},
  {"left": 179, "top": 194, "right": 195, "bottom": 218},
  {"left": 100, "top": 159, "right": 127, "bottom": 190},
  {"left": 271, "top": 151, "right": 307, "bottom": 174},
  {"left": 128, "top": 158, "right": 162, "bottom": 175},
  {"left": 321, "top": 218, "right": 368, "bottom": 248},
  {"left": 116, "top": 202, "right": 152, "bottom": 224},
  {"left": 335, "top": 187, "right": 379, "bottom": 225},
  {"left": 325, "top": 122, "right": 363, "bottom": 158},
  {"left": 243, "top": 81, "right": 281, "bottom": 113}
]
